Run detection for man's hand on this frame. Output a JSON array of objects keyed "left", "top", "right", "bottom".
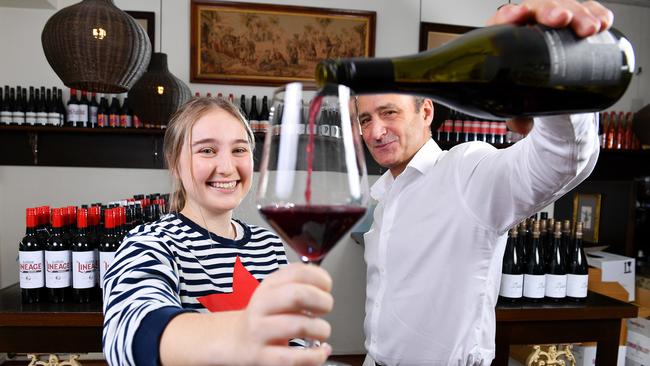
[{"left": 488, "top": 0, "right": 614, "bottom": 37}]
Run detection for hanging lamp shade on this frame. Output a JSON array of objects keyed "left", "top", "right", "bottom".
[
  {"left": 41, "top": 0, "right": 152, "bottom": 93},
  {"left": 129, "top": 53, "right": 192, "bottom": 127}
]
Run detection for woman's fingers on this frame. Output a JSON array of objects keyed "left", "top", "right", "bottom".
[
  {"left": 252, "top": 282, "right": 334, "bottom": 316},
  {"left": 257, "top": 343, "right": 332, "bottom": 366},
  {"left": 262, "top": 263, "right": 332, "bottom": 292},
  {"left": 254, "top": 314, "right": 332, "bottom": 343}
]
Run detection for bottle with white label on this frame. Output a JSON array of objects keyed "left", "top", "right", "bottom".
[
  {"left": 567, "top": 221, "right": 589, "bottom": 301},
  {"left": 45, "top": 208, "right": 71, "bottom": 303},
  {"left": 19, "top": 207, "right": 44, "bottom": 304},
  {"left": 523, "top": 220, "right": 545, "bottom": 302},
  {"left": 99, "top": 208, "right": 119, "bottom": 291},
  {"left": 499, "top": 226, "right": 523, "bottom": 302},
  {"left": 72, "top": 208, "right": 95, "bottom": 303},
  {"left": 546, "top": 221, "right": 567, "bottom": 302}
]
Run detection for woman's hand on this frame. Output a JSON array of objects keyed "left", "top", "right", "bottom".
[{"left": 233, "top": 263, "right": 334, "bottom": 366}]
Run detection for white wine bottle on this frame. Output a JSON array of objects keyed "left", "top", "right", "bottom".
[{"left": 316, "top": 24, "right": 635, "bottom": 119}]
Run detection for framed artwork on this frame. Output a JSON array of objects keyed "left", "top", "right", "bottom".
[
  {"left": 190, "top": 0, "right": 376, "bottom": 86},
  {"left": 572, "top": 193, "right": 602, "bottom": 243},
  {"left": 126, "top": 11, "right": 156, "bottom": 47},
  {"left": 419, "top": 22, "right": 475, "bottom": 52}
]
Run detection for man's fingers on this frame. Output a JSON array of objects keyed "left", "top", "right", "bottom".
[
  {"left": 257, "top": 344, "right": 332, "bottom": 366},
  {"left": 255, "top": 315, "right": 332, "bottom": 343},
  {"left": 253, "top": 282, "right": 334, "bottom": 316},
  {"left": 262, "top": 263, "right": 332, "bottom": 292},
  {"left": 487, "top": 0, "right": 612, "bottom": 38}
]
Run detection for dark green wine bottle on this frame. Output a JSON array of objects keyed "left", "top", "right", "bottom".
[{"left": 316, "top": 24, "right": 634, "bottom": 119}]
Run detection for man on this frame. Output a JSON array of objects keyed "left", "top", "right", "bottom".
[{"left": 358, "top": 1, "right": 612, "bottom": 364}]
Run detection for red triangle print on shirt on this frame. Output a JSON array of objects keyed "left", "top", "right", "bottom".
[{"left": 197, "top": 256, "right": 260, "bottom": 312}]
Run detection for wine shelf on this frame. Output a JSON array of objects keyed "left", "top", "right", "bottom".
[{"left": 1, "top": 125, "right": 648, "bottom": 180}]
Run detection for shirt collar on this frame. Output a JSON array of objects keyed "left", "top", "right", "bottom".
[{"left": 370, "top": 139, "right": 442, "bottom": 201}]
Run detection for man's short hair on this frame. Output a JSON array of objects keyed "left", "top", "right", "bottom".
[{"left": 414, "top": 96, "right": 425, "bottom": 111}]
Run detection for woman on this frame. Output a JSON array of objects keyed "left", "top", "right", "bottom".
[{"left": 103, "top": 97, "right": 333, "bottom": 366}]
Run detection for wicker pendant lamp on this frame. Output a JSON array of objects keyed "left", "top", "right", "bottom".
[
  {"left": 129, "top": 53, "right": 191, "bottom": 127},
  {"left": 129, "top": 0, "right": 191, "bottom": 127},
  {"left": 41, "top": 0, "right": 152, "bottom": 93}
]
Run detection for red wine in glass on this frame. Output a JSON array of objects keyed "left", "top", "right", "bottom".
[{"left": 259, "top": 205, "right": 366, "bottom": 264}]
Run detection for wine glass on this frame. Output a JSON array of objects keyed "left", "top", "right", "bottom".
[{"left": 256, "top": 82, "right": 369, "bottom": 359}]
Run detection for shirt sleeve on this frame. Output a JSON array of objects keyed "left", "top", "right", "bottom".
[
  {"left": 454, "top": 112, "right": 600, "bottom": 234},
  {"left": 102, "top": 233, "right": 192, "bottom": 366}
]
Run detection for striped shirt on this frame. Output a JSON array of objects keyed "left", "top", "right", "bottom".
[{"left": 102, "top": 213, "right": 288, "bottom": 366}]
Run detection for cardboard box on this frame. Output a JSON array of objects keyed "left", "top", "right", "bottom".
[
  {"left": 586, "top": 251, "right": 635, "bottom": 301},
  {"left": 572, "top": 344, "right": 626, "bottom": 366}
]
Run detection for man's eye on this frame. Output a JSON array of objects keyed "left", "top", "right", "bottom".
[
  {"left": 233, "top": 147, "right": 248, "bottom": 154},
  {"left": 199, "top": 148, "right": 214, "bottom": 154}
]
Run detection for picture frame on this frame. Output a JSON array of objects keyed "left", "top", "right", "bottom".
[
  {"left": 190, "top": 0, "right": 376, "bottom": 86},
  {"left": 418, "top": 22, "right": 475, "bottom": 52},
  {"left": 572, "top": 193, "right": 602, "bottom": 243},
  {"left": 126, "top": 11, "right": 156, "bottom": 47}
]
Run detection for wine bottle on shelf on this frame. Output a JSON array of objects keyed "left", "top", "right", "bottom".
[
  {"left": 523, "top": 220, "right": 545, "bottom": 302},
  {"left": 239, "top": 95, "right": 248, "bottom": 120},
  {"left": 45, "top": 208, "right": 71, "bottom": 303},
  {"left": 566, "top": 221, "right": 589, "bottom": 301},
  {"left": 25, "top": 87, "right": 36, "bottom": 126},
  {"left": 97, "top": 96, "right": 109, "bottom": 128},
  {"left": 228, "top": 93, "right": 235, "bottom": 104},
  {"left": 67, "top": 89, "right": 79, "bottom": 127},
  {"left": 316, "top": 24, "right": 634, "bottom": 119},
  {"left": 46, "top": 88, "right": 59, "bottom": 126},
  {"left": 99, "top": 208, "right": 119, "bottom": 290},
  {"left": 499, "top": 227, "right": 523, "bottom": 302},
  {"left": 72, "top": 208, "right": 95, "bottom": 303},
  {"left": 0, "top": 86, "right": 8, "bottom": 125},
  {"left": 561, "top": 219, "right": 572, "bottom": 261},
  {"left": 78, "top": 90, "right": 90, "bottom": 127},
  {"left": 546, "top": 220, "right": 567, "bottom": 302},
  {"left": 35, "top": 88, "right": 49, "bottom": 127},
  {"left": 19, "top": 208, "right": 44, "bottom": 304},
  {"left": 249, "top": 95, "right": 260, "bottom": 132},
  {"left": 56, "top": 89, "right": 66, "bottom": 126},
  {"left": 120, "top": 97, "right": 133, "bottom": 128},
  {"left": 12, "top": 86, "right": 25, "bottom": 125},
  {"left": 260, "top": 96, "right": 270, "bottom": 133},
  {"left": 108, "top": 96, "right": 120, "bottom": 128},
  {"left": 89, "top": 92, "right": 99, "bottom": 128}
]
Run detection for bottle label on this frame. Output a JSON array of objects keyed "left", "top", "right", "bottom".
[
  {"left": 90, "top": 106, "right": 98, "bottom": 126},
  {"left": 120, "top": 115, "right": 132, "bottom": 128},
  {"left": 523, "top": 274, "right": 545, "bottom": 298},
  {"left": 330, "top": 126, "right": 341, "bottom": 139},
  {"left": 45, "top": 250, "right": 71, "bottom": 288},
  {"left": 36, "top": 112, "right": 48, "bottom": 125},
  {"left": 109, "top": 114, "right": 119, "bottom": 128},
  {"left": 545, "top": 273, "right": 567, "bottom": 298},
  {"left": 47, "top": 112, "right": 60, "bottom": 126},
  {"left": 78, "top": 104, "right": 89, "bottom": 127},
  {"left": 0, "top": 111, "right": 12, "bottom": 124},
  {"left": 72, "top": 251, "right": 96, "bottom": 289},
  {"left": 19, "top": 251, "right": 44, "bottom": 289},
  {"left": 25, "top": 112, "right": 37, "bottom": 125},
  {"left": 499, "top": 273, "right": 523, "bottom": 298},
  {"left": 319, "top": 124, "right": 330, "bottom": 137},
  {"left": 566, "top": 273, "right": 588, "bottom": 298},
  {"left": 99, "top": 251, "right": 116, "bottom": 288},
  {"left": 13, "top": 112, "right": 25, "bottom": 125},
  {"left": 67, "top": 104, "right": 79, "bottom": 123},
  {"left": 543, "top": 28, "right": 623, "bottom": 85},
  {"left": 98, "top": 114, "right": 107, "bottom": 127}
]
